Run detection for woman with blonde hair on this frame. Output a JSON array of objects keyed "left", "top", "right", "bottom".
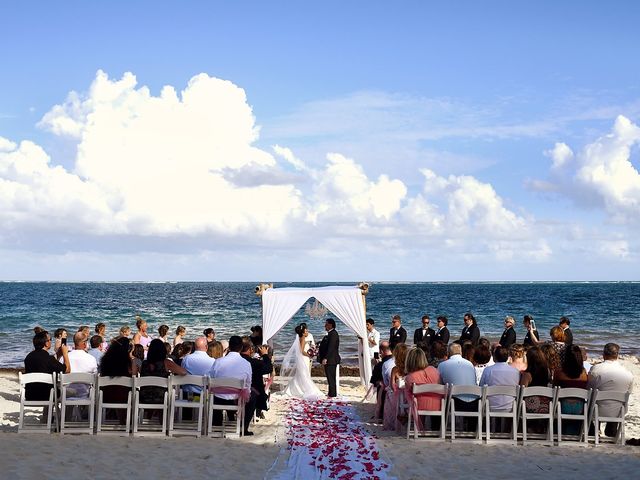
[
  {"left": 173, "top": 325, "right": 186, "bottom": 347},
  {"left": 207, "top": 340, "right": 224, "bottom": 359},
  {"left": 133, "top": 315, "right": 152, "bottom": 352},
  {"left": 508, "top": 344, "right": 527, "bottom": 372}
]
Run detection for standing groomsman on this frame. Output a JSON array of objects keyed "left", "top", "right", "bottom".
[
  {"left": 389, "top": 315, "right": 407, "bottom": 350},
  {"left": 434, "top": 316, "right": 450, "bottom": 345},
  {"left": 413, "top": 315, "right": 435, "bottom": 347}
]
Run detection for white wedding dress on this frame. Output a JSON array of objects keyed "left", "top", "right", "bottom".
[{"left": 282, "top": 336, "right": 323, "bottom": 400}]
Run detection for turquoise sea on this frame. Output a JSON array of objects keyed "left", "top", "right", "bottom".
[{"left": 1, "top": 281, "right": 639, "bottom": 367}]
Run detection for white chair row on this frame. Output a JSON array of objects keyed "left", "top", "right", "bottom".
[
  {"left": 18, "top": 372, "right": 248, "bottom": 438},
  {"left": 406, "top": 383, "right": 630, "bottom": 446}
]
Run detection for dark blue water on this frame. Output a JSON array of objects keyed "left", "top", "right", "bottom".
[{"left": 1, "top": 282, "right": 639, "bottom": 367}]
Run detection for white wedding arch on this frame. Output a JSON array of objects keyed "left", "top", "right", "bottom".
[{"left": 256, "top": 284, "right": 372, "bottom": 387}]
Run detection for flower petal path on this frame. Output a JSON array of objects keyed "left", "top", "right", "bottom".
[{"left": 265, "top": 398, "right": 395, "bottom": 480}]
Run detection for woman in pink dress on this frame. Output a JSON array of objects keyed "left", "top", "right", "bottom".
[
  {"left": 133, "top": 316, "right": 152, "bottom": 353},
  {"left": 404, "top": 348, "right": 443, "bottom": 432}
]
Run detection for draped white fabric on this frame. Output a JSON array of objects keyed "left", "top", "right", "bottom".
[{"left": 261, "top": 286, "right": 371, "bottom": 386}]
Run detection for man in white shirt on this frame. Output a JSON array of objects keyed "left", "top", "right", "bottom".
[
  {"left": 366, "top": 318, "right": 380, "bottom": 365},
  {"left": 208, "top": 335, "right": 252, "bottom": 435},
  {"left": 67, "top": 332, "right": 98, "bottom": 401},
  {"left": 588, "top": 343, "right": 634, "bottom": 437},
  {"left": 438, "top": 343, "right": 479, "bottom": 431}
]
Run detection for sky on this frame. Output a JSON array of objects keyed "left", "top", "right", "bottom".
[{"left": 1, "top": 1, "right": 640, "bottom": 281}]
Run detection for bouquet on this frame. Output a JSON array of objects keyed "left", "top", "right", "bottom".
[{"left": 307, "top": 346, "right": 319, "bottom": 358}]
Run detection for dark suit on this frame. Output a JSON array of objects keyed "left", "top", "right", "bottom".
[
  {"left": 523, "top": 329, "right": 540, "bottom": 347},
  {"left": 241, "top": 353, "right": 273, "bottom": 415},
  {"left": 499, "top": 327, "right": 516, "bottom": 348},
  {"left": 563, "top": 327, "right": 573, "bottom": 345},
  {"left": 434, "top": 327, "right": 450, "bottom": 345},
  {"left": 319, "top": 329, "right": 340, "bottom": 397},
  {"left": 413, "top": 327, "right": 435, "bottom": 346},
  {"left": 459, "top": 324, "right": 480, "bottom": 346},
  {"left": 389, "top": 326, "right": 407, "bottom": 350}
]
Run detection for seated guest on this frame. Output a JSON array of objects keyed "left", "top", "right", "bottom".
[
  {"left": 249, "top": 326, "right": 263, "bottom": 347},
  {"left": 429, "top": 341, "right": 447, "bottom": 369},
  {"left": 541, "top": 342, "right": 561, "bottom": 382},
  {"left": 581, "top": 347, "right": 592, "bottom": 373},
  {"left": 508, "top": 344, "right": 527, "bottom": 372},
  {"left": 100, "top": 337, "right": 134, "bottom": 424},
  {"left": 523, "top": 315, "right": 541, "bottom": 347},
  {"left": 208, "top": 336, "right": 252, "bottom": 436},
  {"left": 24, "top": 330, "right": 70, "bottom": 400},
  {"left": 384, "top": 343, "right": 408, "bottom": 432},
  {"left": 499, "top": 316, "right": 517, "bottom": 348},
  {"left": 438, "top": 343, "right": 479, "bottom": 429},
  {"left": 207, "top": 341, "right": 224, "bottom": 359},
  {"left": 553, "top": 344, "right": 589, "bottom": 435},
  {"left": 404, "top": 347, "right": 443, "bottom": 431},
  {"left": 67, "top": 332, "right": 98, "bottom": 397},
  {"left": 587, "top": 343, "right": 634, "bottom": 438},
  {"left": 479, "top": 346, "right": 520, "bottom": 411},
  {"left": 140, "top": 339, "right": 187, "bottom": 405},
  {"left": 461, "top": 341, "right": 475, "bottom": 363},
  {"left": 53, "top": 328, "right": 68, "bottom": 352},
  {"left": 87, "top": 335, "right": 105, "bottom": 371},
  {"left": 520, "top": 347, "right": 551, "bottom": 433},
  {"left": 131, "top": 344, "right": 145, "bottom": 374},
  {"left": 370, "top": 341, "right": 393, "bottom": 421},
  {"left": 473, "top": 343, "right": 493, "bottom": 384},
  {"left": 182, "top": 337, "right": 216, "bottom": 395},
  {"left": 240, "top": 338, "right": 273, "bottom": 430},
  {"left": 548, "top": 325, "right": 567, "bottom": 362}
]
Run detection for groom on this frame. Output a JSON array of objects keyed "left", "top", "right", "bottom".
[{"left": 319, "top": 318, "right": 340, "bottom": 397}]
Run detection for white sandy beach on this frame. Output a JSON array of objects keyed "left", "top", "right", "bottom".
[{"left": 1, "top": 357, "right": 639, "bottom": 479}]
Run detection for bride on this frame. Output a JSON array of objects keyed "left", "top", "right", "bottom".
[{"left": 282, "top": 324, "right": 323, "bottom": 400}]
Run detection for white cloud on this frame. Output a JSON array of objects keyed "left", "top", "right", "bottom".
[
  {"left": 0, "top": 70, "right": 552, "bottom": 268},
  {"left": 536, "top": 115, "right": 640, "bottom": 223}
]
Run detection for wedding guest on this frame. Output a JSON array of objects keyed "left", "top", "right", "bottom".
[
  {"left": 479, "top": 346, "right": 520, "bottom": 411},
  {"left": 462, "top": 341, "right": 475, "bottom": 363},
  {"left": 173, "top": 326, "right": 186, "bottom": 347},
  {"left": 207, "top": 341, "right": 224, "bottom": 359},
  {"left": 413, "top": 315, "right": 435, "bottom": 348},
  {"left": 438, "top": 343, "right": 479, "bottom": 430},
  {"left": 99, "top": 337, "right": 133, "bottom": 424},
  {"left": 508, "top": 344, "right": 527, "bottom": 372},
  {"left": 458, "top": 313, "right": 480, "bottom": 346},
  {"left": 540, "top": 342, "right": 561, "bottom": 382},
  {"left": 523, "top": 315, "right": 541, "bottom": 347},
  {"left": 499, "top": 316, "right": 516, "bottom": 348},
  {"left": 88, "top": 335, "right": 105, "bottom": 369},
  {"left": 548, "top": 326, "right": 567, "bottom": 363},
  {"left": 404, "top": 347, "right": 442, "bottom": 431},
  {"left": 157, "top": 324, "right": 169, "bottom": 343},
  {"left": 429, "top": 341, "right": 447, "bottom": 369},
  {"left": 208, "top": 336, "right": 252, "bottom": 436},
  {"left": 434, "top": 316, "right": 450, "bottom": 345},
  {"left": 24, "top": 330, "right": 70, "bottom": 400},
  {"left": 384, "top": 343, "right": 408, "bottom": 432},
  {"left": 182, "top": 336, "right": 215, "bottom": 397},
  {"left": 77, "top": 325, "right": 91, "bottom": 339},
  {"left": 240, "top": 338, "right": 272, "bottom": 431},
  {"left": 587, "top": 343, "right": 634, "bottom": 438},
  {"left": 131, "top": 344, "right": 145, "bottom": 374},
  {"left": 33, "top": 326, "right": 44, "bottom": 334},
  {"left": 520, "top": 347, "right": 551, "bottom": 433},
  {"left": 53, "top": 328, "right": 68, "bottom": 352},
  {"left": 559, "top": 316, "right": 573, "bottom": 345},
  {"left": 389, "top": 315, "right": 407, "bottom": 350},
  {"left": 581, "top": 347, "right": 592, "bottom": 373},
  {"left": 553, "top": 344, "right": 589, "bottom": 435},
  {"left": 67, "top": 332, "right": 98, "bottom": 400},
  {"left": 366, "top": 318, "right": 380, "bottom": 365},
  {"left": 133, "top": 316, "right": 152, "bottom": 352},
  {"left": 139, "top": 339, "right": 187, "bottom": 405},
  {"left": 370, "top": 341, "right": 393, "bottom": 421},
  {"left": 473, "top": 343, "right": 493, "bottom": 384}
]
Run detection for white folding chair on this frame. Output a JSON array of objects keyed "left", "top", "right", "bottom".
[
  {"left": 207, "top": 377, "right": 246, "bottom": 438},
  {"left": 168, "top": 375, "right": 207, "bottom": 437},
  {"left": 59, "top": 372, "right": 96, "bottom": 435},
  {"left": 484, "top": 385, "right": 520, "bottom": 444},
  {"left": 520, "top": 386, "right": 557, "bottom": 445},
  {"left": 555, "top": 387, "right": 591, "bottom": 445},
  {"left": 18, "top": 372, "right": 59, "bottom": 433},
  {"left": 96, "top": 376, "right": 134, "bottom": 436},
  {"left": 132, "top": 375, "right": 170, "bottom": 437},
  {"left": 406, "top": 383, "right": 448, "bottom": 440},
  {"left": 449, "top": 385, "right": 483, "bottom": 442},
  {"left": 590, "top": 389, "right": 630, "bottom": 445}
]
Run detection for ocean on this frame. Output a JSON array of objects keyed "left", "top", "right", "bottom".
[{"left": 1, "top": 281, "right": 639, "bottom": 368}]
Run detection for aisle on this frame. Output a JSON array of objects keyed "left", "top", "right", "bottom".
[{"left": 265, "top": 398, "right": 394, "bottom": 480}]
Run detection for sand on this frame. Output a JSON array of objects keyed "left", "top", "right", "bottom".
[{"left": 1, "top": 357, "right": 639, "bottom": 479}]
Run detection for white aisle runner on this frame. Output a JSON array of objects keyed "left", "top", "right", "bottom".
[{"left": 265, "top": 398, "right": 395, "bottom": 480}]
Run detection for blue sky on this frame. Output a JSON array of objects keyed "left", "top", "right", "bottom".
[{"left": 1, "top": 1, "right": 640, "bottom": 281}]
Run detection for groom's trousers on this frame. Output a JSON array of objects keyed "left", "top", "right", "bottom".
[{"left": 325, "top": 364, "right": 337, "bottom": 397}]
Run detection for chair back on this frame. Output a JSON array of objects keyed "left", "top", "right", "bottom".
[
  {"left": 170, "top": 374, "right": 207, "bottom": 388},
  {"left": 60, "top": 372, "right": 96, "bottom": 386},
  {"left": 521, "top": 386, "right": 554, "bottom": 399},
  {"left": 20, "top": 372, "right": 56, "bottom": 387},
  {"left": 135, "top": 376, "right": 170, "bottom": 389},
  {"left": 449, "top": 384, "right": 482, "bottom": 397},
  {"left": 413, "top": 383, "right": 447, "bottom": 396},
  {"left": 97, "top": 375, "right": 134, "bottom": 389}
]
